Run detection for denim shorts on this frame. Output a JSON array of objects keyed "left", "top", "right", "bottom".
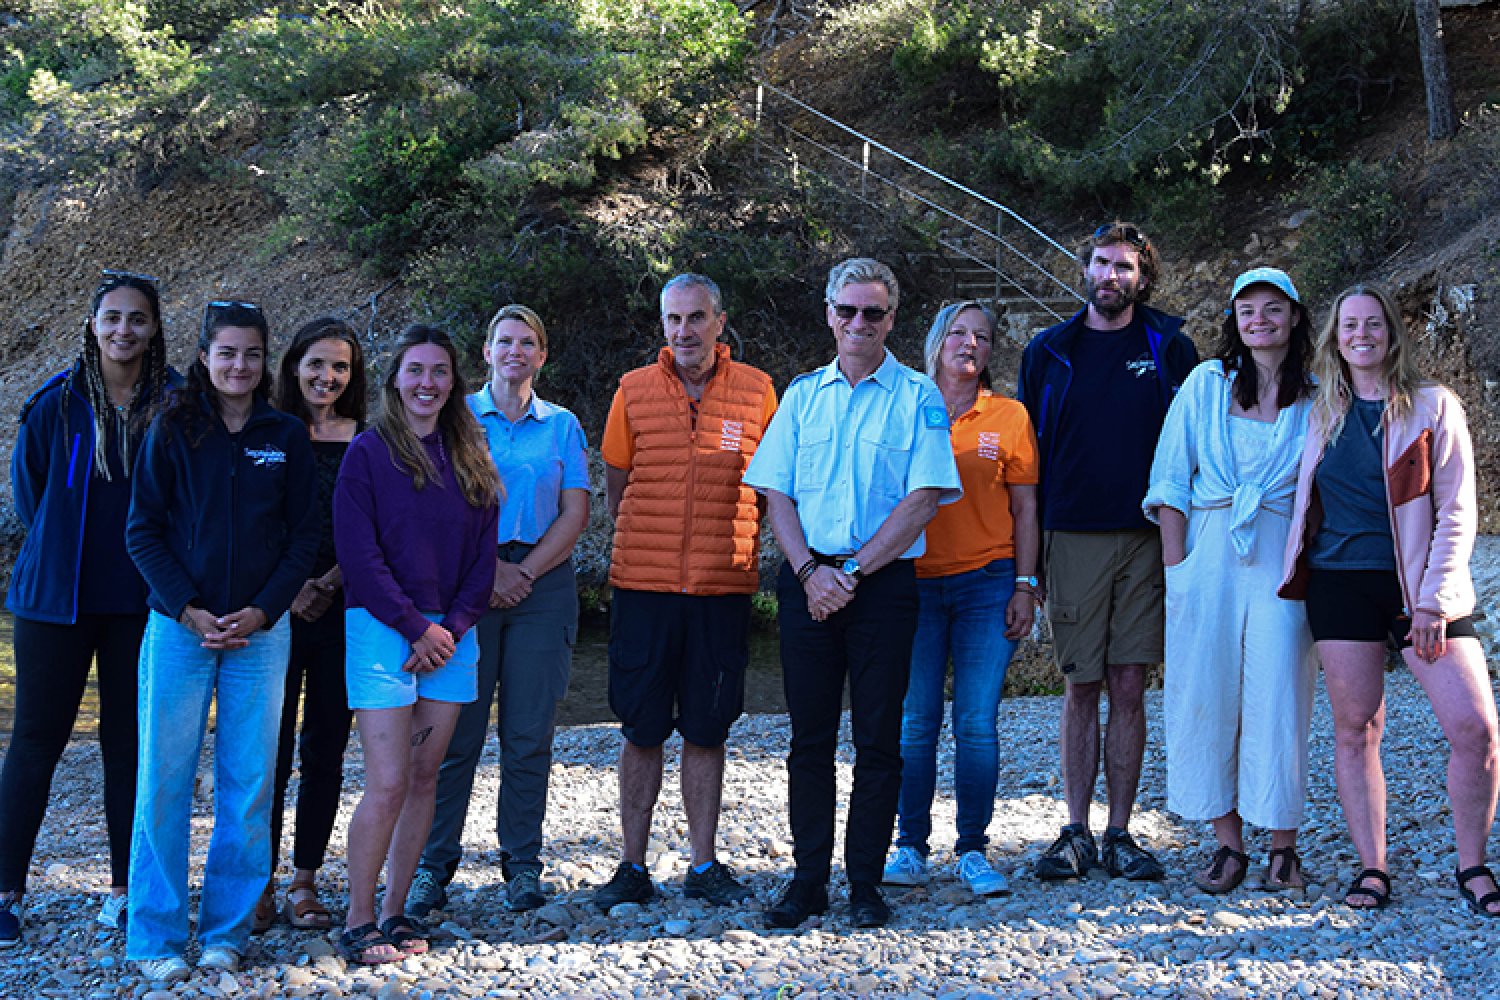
[{"left": 345, "top": 607, "right": 480, "bottom": 710}]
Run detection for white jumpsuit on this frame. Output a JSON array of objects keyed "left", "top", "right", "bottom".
[{"left": 1144, "top": 361, "right": 1316, "bottom": 828}]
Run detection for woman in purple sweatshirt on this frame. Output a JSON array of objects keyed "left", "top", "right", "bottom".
[{"left": 333, "top": 326, "right": 500, "bottom": 964}]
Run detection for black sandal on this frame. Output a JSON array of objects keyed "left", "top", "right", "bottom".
[
  {"left": 380, "top": 914, "right": 430, "bottom": 956},
  {"left": 337, "top": 923, "right": 401, "bottom": 965},
  {"left": 1263, "top": 846, "right": 1306, "bottom": 891},
  {"left": 1456, "top": 865, "right": 1500, "bottom": 918},
  {"left": 1192, "top": 845, "right": 1249, "bottom": 895},
  {"left": 1343, "top": 868, "right": 1392, "bottom": 909}
]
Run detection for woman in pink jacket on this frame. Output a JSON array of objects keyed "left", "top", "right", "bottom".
[{"left": 1280, "top": 284, "right": 1500, "bottom": 916}]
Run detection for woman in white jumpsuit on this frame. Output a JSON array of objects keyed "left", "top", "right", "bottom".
[{"left": 1144, "top": 268, "right": 1317, "bottom": 893}]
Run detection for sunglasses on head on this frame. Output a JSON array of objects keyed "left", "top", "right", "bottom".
[
  {"left": 831, "top": 303, "right": 891, "bottom": 323},
  {"left": 202, "top": 299, "right": 264, "bottom": 334},
  {"left": 100, "top": 269, "right": 160, "bottom": 289},
  {"left": 1093, "top": 223, "right": 1147, "bottom": 246}
]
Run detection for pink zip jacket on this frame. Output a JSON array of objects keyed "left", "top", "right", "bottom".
[{"left": 1279, "top": 385, "right": 1477, "bottom": 620}]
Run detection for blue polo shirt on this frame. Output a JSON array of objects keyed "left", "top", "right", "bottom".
[
  {"left": 468, "top": 385, "right": 590, "bottom": 545},
  {"left": 744, "top": 350, "right": 962, "bottom": 559}
]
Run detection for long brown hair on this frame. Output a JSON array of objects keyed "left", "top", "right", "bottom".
[
  {"left": 1311, "top": 283, "right": 1425, "bottom": 440},
  {"left": 275, "top": 317, "right": 368, "bottom": 427},
  {"left": 374, "top": 325, "right": 500, "bottom": 508}
]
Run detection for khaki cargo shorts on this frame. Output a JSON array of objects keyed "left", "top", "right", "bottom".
[{"left": 1044, "top": 529, "right": 1165, "bottom": 685}]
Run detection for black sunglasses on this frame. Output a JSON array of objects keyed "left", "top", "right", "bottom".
[
  {"left": 831, "top": 303, "right": 892, "bottom": 323},
  {"left": 1093, "top": 223, "right": 1147, "bottom": 246},
  {"left": 100, "top": 269, "right": 160, "bottom": 288}
]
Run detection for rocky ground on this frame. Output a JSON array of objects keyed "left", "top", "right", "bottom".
[{"left": 4, "top": 666, "right": 1499, "bottom": 1000}]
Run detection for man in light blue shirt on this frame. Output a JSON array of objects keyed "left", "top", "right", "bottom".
[{"left": 744, "top": 257, "right": 961, "bottom": 929}]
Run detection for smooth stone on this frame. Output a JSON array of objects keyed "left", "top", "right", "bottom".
[
  {"left": 723, "top": 929, "right": 757, "bottom": 943},
  {"left": 219, "top": 972, "right": 241, "bottom": 995},
  {"left": 536, "top": 903, "right": 575, "bottom": 927},
  {"left": 609, "top": 902, "right": 645, "bottom": 920},
  {"left": 663, "top": 919, "right": 693, "bottom": 936},
  {"left": 1213, "top": 911, "right": 1248, "bottom": 930},
  {"left": 284, "top": 969, "right": 316, "bottom": 987}
]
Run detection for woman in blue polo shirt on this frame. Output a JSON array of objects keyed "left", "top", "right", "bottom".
[
  {"left": 405, "top": 304, "right": 588, "bottom": 917},
  {"left": 125, "top": 302, "right": 318, "bottom": 981},
  {"left": 1, "top": 271, "right": 176, "bottom": 947}
]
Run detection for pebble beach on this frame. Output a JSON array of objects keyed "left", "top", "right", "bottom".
[{"left": 5, "top": 665, "right": 1500, "bottom": 1000}]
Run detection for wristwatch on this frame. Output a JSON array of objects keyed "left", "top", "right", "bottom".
[
  {"left": 1015, "top": 575, "right": 1039, "bottom": 589},
  {"left": 842, "top": 557, "right": 864, "bottom": 583}
]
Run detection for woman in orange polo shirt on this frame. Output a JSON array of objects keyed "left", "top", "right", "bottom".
[{"left": 882, "top": 300, "right": 1039, "bottom": 898}]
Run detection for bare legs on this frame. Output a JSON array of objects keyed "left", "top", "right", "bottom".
[
  {"left": 1061, "top": 663, "right": 1149, "bottom": 830},
  {"left": 1320, "top": 636, "right": 1500, "bottom": 911},
  {"left": 344, "top": 699, "right": 463, "bottom": 941},
  {"left": 618, "top": 739, "right": 725, "bottom": 866}
]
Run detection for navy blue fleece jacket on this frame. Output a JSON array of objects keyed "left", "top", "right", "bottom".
[{"left": 126, "top": 394, "right": 319, "bottom": 626}]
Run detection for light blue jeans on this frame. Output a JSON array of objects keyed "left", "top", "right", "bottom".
[
  {"left": 896, "top": 559, "right": 1020, "bottom": 857},
  {"left": 127, "top": 611, "right": 290, "bottom": 961}
]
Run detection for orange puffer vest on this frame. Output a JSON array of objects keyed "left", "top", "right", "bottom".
[{"left": 610, "top": 345, "right": 772, "bottom": 595}]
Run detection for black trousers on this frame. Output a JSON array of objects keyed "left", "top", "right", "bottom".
[
  {"left": 776, "top": 558, "right": 919, "bottom": 885},
  {"left": 0, "top": 613, "right": 146, "bottom": 890},
  {"left": 271, "top": 603, "right": 353, "bottom": 872}
]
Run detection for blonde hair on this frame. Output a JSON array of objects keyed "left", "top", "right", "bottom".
[
  {"left": 486, "top": 304, "right": 547, "bottom": 352},
  {"left": 1311, "top": 283, "right": 1427, "bottom": 441},
  {"left": 375, "top": 325, "right": 501, "bottom": 509}
]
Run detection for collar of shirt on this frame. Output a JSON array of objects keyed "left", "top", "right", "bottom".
[
  {"left": 815, "top": 349, "right": 902, "bottom": 392},
  {"left": 472, "top": 384, "right": 556, "bottom": 424}
]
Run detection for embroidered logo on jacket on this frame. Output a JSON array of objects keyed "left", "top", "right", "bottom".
[
  {"left": 720, "top": 420, "right": 744, "bottom": 452},
  {"left": 246, "top": 446, "right": 287, "bottom": 467}
]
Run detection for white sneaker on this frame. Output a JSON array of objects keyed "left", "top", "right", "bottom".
[
  {"left": 136, "top": 956, "right": 191, "bottom": 983},
  {"left": 199, "top": 944, "right": 239, "bottom": 973},
  {"left": 957, "top": 850, "right": 1011, "bottom": 897},
  {"left": 882, "top": 846, "right": 929, "bottom": 886},
  {"left": 97, "top": 893, "right": 127, "bottom": 929}
]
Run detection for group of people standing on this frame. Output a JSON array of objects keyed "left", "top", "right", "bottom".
[{"left": 0, "top": 226, "right": 1497, "bottom": 979}]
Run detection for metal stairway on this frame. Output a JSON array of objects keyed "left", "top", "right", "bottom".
[{"left": 749, "top": 81, "right": 1083, "bottom": 340}]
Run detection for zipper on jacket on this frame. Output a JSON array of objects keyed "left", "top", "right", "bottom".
[
  {"left": 227, "top": 432, "right": 239, "bottom": 616},
  {"left": 1380, "top": 408, "right": 1412, "bottom": 615},
  {"left": 679, "top": 389, "right": 701, "bottom": 595}
]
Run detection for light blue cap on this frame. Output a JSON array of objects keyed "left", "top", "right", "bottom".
[{"left": 1229, "top": 266, "right": 1299, "bottom": 306}]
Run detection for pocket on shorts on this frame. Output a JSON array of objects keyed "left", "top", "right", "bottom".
[{"left": 1049, "top": 603, "right": 1079, "bottom": 626}]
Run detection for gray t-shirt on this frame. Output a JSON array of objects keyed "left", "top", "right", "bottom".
[{"left": 1308, "top": 397, "right": 1397, "bottom": 571}]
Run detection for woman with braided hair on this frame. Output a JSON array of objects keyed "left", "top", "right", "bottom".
[{"left": 1, "top": 271, "right": 178, "bottom": 948}]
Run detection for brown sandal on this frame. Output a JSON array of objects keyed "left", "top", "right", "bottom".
[
  {"left": 252, "top": 885, "right": 277, "bottom": 933},
  {"left": 1263, "top": 846, "right": 1306, "bottom": 890},
  {"left": 283, "top": 879, "right": 333, "bottom": 930},
  {"left": 1192, "top": 845, "right": 1248, "bottom": 894}
]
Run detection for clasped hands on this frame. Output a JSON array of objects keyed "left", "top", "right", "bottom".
[
  {"left": 179, "top": 605, "right": 268, "bottom": 650},
  {"left": 802, "top": 564, "right": 856, "bottom": 622}
]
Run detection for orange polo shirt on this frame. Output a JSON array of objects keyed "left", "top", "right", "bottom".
[{"left": 916, "top": 391, "right": 1039, "bottom": 578}]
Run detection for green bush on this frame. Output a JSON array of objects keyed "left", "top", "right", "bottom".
[{"left": 1289, "top": 160, "right": 1404, "bottom": 299}]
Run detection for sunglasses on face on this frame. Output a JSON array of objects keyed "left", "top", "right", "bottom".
[{"left": 831, "top": 303, "right": 892, "bottom": 323}]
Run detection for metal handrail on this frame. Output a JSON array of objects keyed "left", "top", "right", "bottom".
[{"left": 753, "top": 81, "right": 1083, "bottom": 311}]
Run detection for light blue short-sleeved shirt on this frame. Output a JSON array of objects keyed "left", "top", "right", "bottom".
[
  {"left": 743, "top": 350, "right": 962, "bottom": 559},
  {"left": 468, "top": 385, "right": 590, "bottom": 546}
]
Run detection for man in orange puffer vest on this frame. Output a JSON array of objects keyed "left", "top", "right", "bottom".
[{"left": 592, "top": 273, "right": 778, "bottom": 912}]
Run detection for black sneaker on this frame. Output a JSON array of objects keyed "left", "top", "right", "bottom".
[
  {"left": 505, "top": 868, "right": 547, "bottom": 912},
  {"left": 405, "top": 869, "right": 448, "bottom": 918},
  {"left": 0, "top": 896, "right": 21, "bottom": 948},
  {"left": 764, "top": 880, "right": 828, "bottom": 929},
  {"left": 1034, "top": 823, "right": 1098, "bottom": 880},
  {"left": 683, "top": 860, "right": 751, "bottom": 906},
  {"left": 1101, "top": 827, "right": 1166, "bottom": 881},
  {"left": 847, "top": 881, "right": 891, "bottom": 928},
  {"left": 592, "top": 862, "right": 657, "bottom": 909}
]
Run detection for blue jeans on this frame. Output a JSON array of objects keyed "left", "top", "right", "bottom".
[
  {"left": 896, "top": 559, "right": 1019, "bottom": 856},
  {"left": 127, "top": 611, "right": 291, "bottom": 961}
]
